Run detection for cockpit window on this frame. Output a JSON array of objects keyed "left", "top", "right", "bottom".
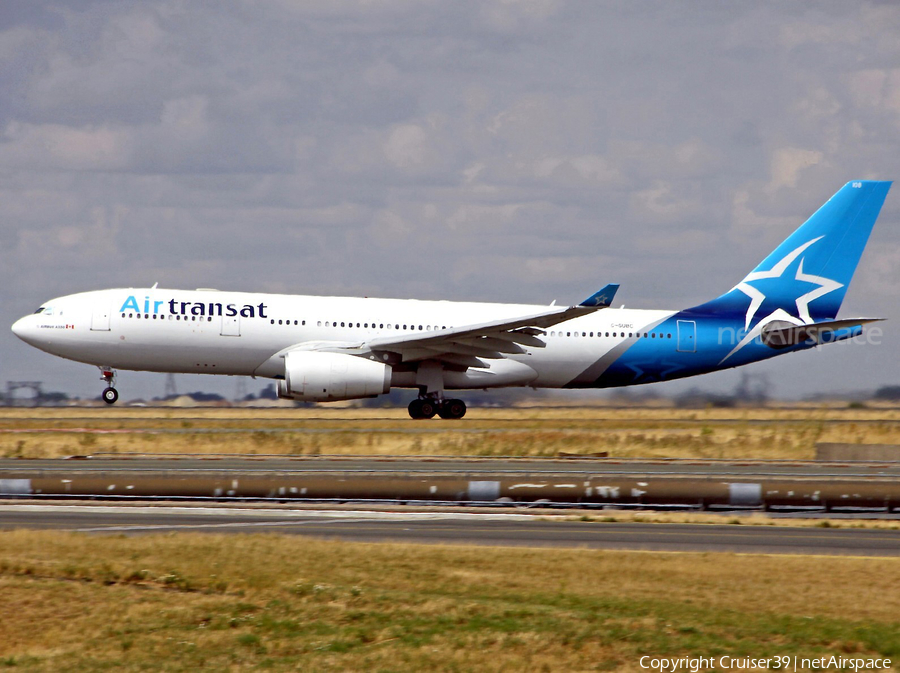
[{"left": 33, "top": 307, "right": 45, "bottom": 314}]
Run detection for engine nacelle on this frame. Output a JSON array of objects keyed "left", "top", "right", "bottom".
[{"left": 277, "top": 351, "right": 391, "bottom": 402}]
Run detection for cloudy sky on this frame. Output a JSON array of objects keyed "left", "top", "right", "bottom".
[{"left": 2, "top": 1, "right": 900, "bottom": 401}]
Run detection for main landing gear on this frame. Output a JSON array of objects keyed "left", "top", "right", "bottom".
[
  {"left": 99, "top": 368, "right": 118, "bottom": 405},
  {"left": 408, "top": 397, "right": 467, "bottom": 420}
]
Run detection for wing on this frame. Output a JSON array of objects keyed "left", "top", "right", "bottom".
[{"left": 364, "top": 284, "right": 620, "bottom": 369}]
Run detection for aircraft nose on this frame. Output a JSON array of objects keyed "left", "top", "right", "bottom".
[{"left": 11, "top": 316, "right": 35, "bottom": 343}]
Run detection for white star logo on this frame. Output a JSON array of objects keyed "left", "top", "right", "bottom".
[{"left": 720, "top": 236, "right": 844, "bottom": 363}]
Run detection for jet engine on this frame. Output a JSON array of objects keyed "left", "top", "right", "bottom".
[{"left": 277, "top": 351, "right": 391, "bottom": 402}]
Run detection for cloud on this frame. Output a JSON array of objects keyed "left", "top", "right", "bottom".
[
  {"left": 383, "top": 123, "right": 435, "bottom": 169},
  {"left": 629, "top": 181, "right": 703, "bottom": 224},
  {"left": 0, "top": 121, "right": 133, "bottom": 171},
  {"left": 767, "top": 147, "right": 826, "bottom": 192},
  {"left": 3, "top": 1, "right": 900, "bottom": 400}
]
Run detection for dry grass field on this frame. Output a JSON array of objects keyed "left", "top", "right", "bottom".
[
  {"left": 1, "top": 407, "right": 898, "bottom": 670},
  {"left": 2, "top": 405, "right": 900, "bottom": 460},
  {"left": 0, "top": 530, "right": 898, "bottom": 672}
]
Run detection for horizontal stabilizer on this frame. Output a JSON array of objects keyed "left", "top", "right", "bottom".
[
  {"left": 761, "top": 318, "right": 883, "bottom": 349},
  {"left": 580, "top": 283, "right": 619, "bottom": 308}
]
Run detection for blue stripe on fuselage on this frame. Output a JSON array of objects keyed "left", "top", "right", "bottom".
[{"left": 568, "top": 313, "right": 822, "bottom": 389}]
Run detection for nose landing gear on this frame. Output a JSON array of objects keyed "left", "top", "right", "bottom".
[{"left": 99, "top": 368, "right": 118, "bottom": 405}]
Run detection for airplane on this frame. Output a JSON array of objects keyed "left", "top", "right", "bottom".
[{"left": 11, "top": 180, "right": 891, "bottom": 419}]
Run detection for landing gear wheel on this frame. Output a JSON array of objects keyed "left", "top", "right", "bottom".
[
  {"left": 438, "top": 399, "right": 467, "bottom": 420},
  {"left": 408, "top": 399, "right": 437, "bottom": 420},
  {"left": 102, "top": 387, "right": 119, "bottom": 405},
  {"left": 98, "top": 368, "right": 118, "bottom": 405}
]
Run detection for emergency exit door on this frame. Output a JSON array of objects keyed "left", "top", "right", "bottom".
[{"left": 90, "top": 303, "right": 111, "bottom": 331}]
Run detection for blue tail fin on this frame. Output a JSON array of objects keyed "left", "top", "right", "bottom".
[{"left": 689, "top": 180, "right": 891, "bottom": 328}]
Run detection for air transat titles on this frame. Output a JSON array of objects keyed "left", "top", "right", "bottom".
[{"left": 119, "top": 295, "right": 268, "bottom": 319}]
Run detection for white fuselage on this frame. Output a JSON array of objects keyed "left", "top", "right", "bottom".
[{"left": 12, "top": 288, "right": 675, "bottom": 390}]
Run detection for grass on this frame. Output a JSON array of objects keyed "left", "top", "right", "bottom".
[
  {"left": 1, "top": 405, "right": 900, "bottom": 460},
  {"left": 1, "top": 407, "right": 898, "bottom": 669},
  {"left": 0, "top": 530, "right": 897, "bottom": 671}
]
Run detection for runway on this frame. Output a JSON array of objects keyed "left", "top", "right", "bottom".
[{"left": 1, "top": 504, "right": 898, "bottom": 556}]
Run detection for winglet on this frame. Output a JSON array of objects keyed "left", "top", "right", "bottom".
[{"left": 579, "top": 283, "right": 619, "bottom": 308}]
